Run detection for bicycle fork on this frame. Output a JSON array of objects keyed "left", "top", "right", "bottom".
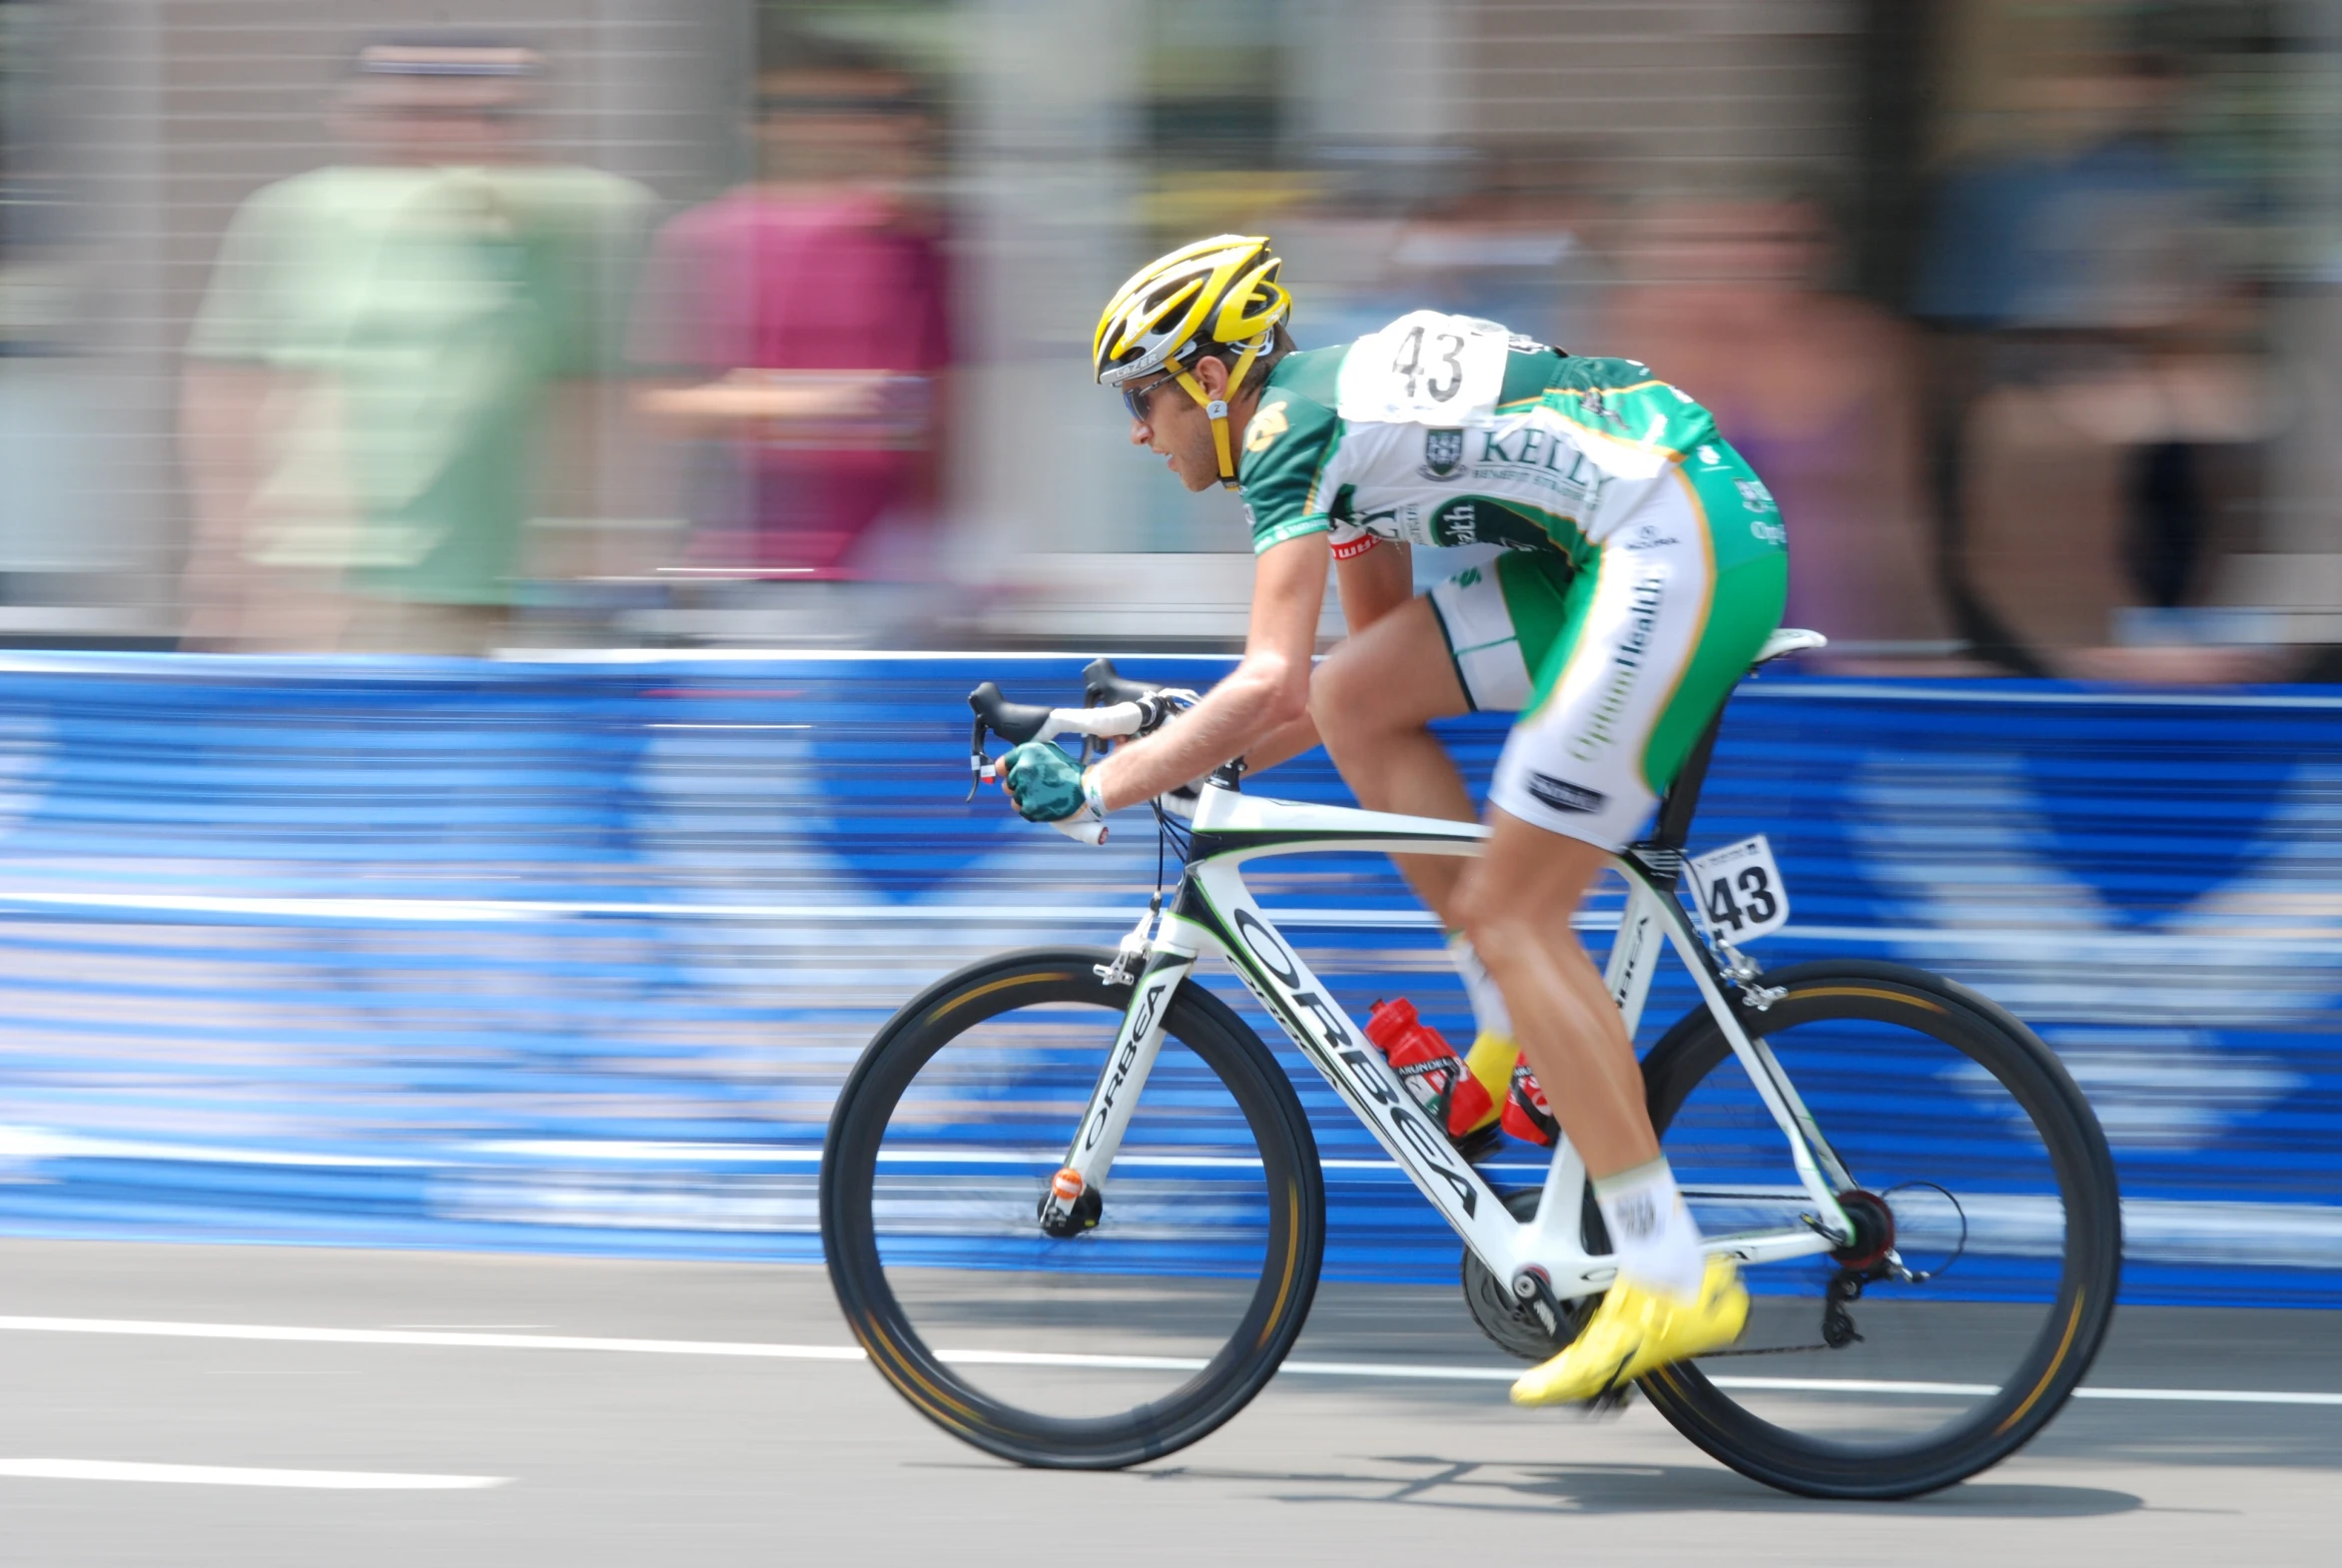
[{"left": 1035, "top": 916, "right": 1193, "bottom": 1237}]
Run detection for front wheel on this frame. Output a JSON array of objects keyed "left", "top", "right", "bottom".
[
  {"left": 820, "top": 948, "right": 1325, "bottom": 1469},
  {"left": 1636, "top": 960, "right": 2121, "bottom": 1499}
]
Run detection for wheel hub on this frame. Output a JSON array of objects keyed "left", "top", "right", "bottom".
[{"left": 1829, "top": 1187, "right": 1896, "bottom": 1271}]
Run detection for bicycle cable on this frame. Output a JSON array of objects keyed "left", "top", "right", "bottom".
[
  {"left": 1150, "top": 796, "right": 1194, "bottom": 894},
  {"left": 1881, "top": 1179, "right": 1967, "bottom": 1285},
  {"left": 1694, "top": 1181, "right": 1967, "bottom": 1359}
]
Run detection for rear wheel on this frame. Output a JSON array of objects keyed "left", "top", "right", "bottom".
[
  {"left": 1636, "top": 960, "right": 2121, "bottom": 1499},
  {"left": 820, "top": 948, "right": 1325, "bottom": 1469}
]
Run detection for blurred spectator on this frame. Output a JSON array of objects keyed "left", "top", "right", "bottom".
[
  {"left": 1280, "top": 140, "right": 1612, "bottom": 593},
  {"left": 179, "top": 37, "right": 653, "bottom": 654},
  {"left": 1602, "top": 194, "right": 1954, "bottom": 660},
  {"left": 630, "top": 34, "right": 951, "bottom": 579},
  {"left": 1916, "top": 42, "right": 2273, "bottom": 677},
  {"left": 1391, "top": 140, "right": 1611, "bottom": 355}
]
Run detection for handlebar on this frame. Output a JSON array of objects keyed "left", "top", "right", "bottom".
[
  {"left": 966, "top": 660, "right": 1202, "bottom": 843},
  {"left": 1082, "top": 657, "right": 1162, "bottom": 708},
  {"left": 966, "top": 681, "right": 1057, "bottom": 745},
  {"left": 969, "top": 681, "right": 1158, "bottom": 746}
]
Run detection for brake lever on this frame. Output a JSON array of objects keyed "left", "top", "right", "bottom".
[{"left": 967, "top": 715, "right": 993, "bottom": 801}]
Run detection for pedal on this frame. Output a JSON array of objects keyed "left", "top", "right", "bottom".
[
  {"left": 1450, "top": 1120, "right": 1506, "bottom": 1164},
  {"left": 1579, "top": 1380, "right": 1639, "bottom": 1417}
]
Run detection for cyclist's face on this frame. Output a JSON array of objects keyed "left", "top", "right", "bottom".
[{"left": 1127, "top": 357, "right": 1228, "bottom": 492}]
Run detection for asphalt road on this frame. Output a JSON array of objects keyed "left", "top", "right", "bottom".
[{"left": 0, "top": 1238, "right": 2335, "bottom": 1566}]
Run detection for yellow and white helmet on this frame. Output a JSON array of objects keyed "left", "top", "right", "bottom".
[{"left": 1093, "top": 234, "right": 1292, "bottom": 485}]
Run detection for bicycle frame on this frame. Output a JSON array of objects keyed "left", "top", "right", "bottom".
[{"left": 1045, "top": 780, "right": 1857, "bottom": 1306}]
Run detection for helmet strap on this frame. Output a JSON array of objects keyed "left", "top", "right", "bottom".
[{"left": 1172, "top": 336, "right": 1269, "bottom": 490}]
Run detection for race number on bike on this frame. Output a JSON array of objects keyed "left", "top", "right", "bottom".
[{"left": 1688, "top": 834, "right": 1790, "bottom": 944}]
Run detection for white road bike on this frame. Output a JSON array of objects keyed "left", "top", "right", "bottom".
[{"left": 820, "top": 635, "right": 2120, "bottom": 1499}]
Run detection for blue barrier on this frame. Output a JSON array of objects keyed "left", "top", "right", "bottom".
[{"left": 0, "top": 653, "right": 2337, "bottom": 1306}]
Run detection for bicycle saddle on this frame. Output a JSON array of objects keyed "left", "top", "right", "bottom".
[{"left": 1753, "top": 628, "right": 1827, "bottom": 667}]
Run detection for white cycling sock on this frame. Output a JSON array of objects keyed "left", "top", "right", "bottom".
[
  {"left": 1445, "top": 931, "right": 1513, "bottom": 1040},
  {"left": 1593, "top": 1157, "right": 1707, "bottom": 1300}
]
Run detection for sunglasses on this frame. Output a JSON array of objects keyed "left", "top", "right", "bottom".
[{"left": 1121, "top": 374, "right": 1177, "bottom": 422}]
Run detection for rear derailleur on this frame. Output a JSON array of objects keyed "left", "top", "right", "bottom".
[{"left": 1822, "top": 1268, "right": 1869, "bottom": 1349}]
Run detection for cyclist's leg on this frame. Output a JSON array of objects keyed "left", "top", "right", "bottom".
[
  {"left": 1464, "top": 470, "right": 1788, "bottom": 1181},
  {"left": 1311, "top": 551, "right": 1574, "bottom": 927},
  {"left": 1458, "top": 467, "right": 1784, "bottom": 1399},
  {"left": 1309, "top": 596, "right": 1472, "bottom": 921},
  {"left": 1463, "top": 811, "right": 1652, "bottom": 1166}
]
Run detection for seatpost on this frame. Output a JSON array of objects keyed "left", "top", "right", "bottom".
[{"left": 1648, "top": 705, "right": 1727, "bottom": 854}]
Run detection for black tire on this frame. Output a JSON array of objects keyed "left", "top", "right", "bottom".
[
  {"left": 1635, "top": 960, "right": 2121, "bottom": 1499},
  {"left": 820, "top": 948, "right": 1325, "bottom": 1469}
]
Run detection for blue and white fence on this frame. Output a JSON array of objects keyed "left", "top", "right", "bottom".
[{"left": 0, "top": 652, "right": 2335, "bottom": 1306}]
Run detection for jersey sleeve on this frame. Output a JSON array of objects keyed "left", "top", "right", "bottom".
[{"left": 1235, "top": 384, "right": 1344, "bottom": 555}]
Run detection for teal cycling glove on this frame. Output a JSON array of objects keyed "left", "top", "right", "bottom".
[{"left": 1001, "top": 741, "right": 1089, "bottom": 823}]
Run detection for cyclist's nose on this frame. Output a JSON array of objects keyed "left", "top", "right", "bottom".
[{"left": 1129, "top": 415, "right": 1155, "bottom": 448}]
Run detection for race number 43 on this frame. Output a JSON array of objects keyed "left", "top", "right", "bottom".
[{"left": 1688, "top": 835, "right": 1790, "bottom": 944}]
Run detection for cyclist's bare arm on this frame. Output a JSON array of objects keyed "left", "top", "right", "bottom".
[
  {"left": 1243, "top": 537, "right": 1414, "bottom": 774},
  {"left": 1088, "top": 532, "right": 1327, "bottom": 811}
]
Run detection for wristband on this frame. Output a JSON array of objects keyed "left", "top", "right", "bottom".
[{"left": 1081, "top": 766, "right": 1108, "bottom": 819}]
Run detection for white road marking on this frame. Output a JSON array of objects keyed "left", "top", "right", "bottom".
[
  {"left": 0, "top": 1315, "right": 862, "bottom": 1359},
  {"left": 2065, "top": 1386, "right": 2342, "bottom": 1407},
  {"left": 0, "top": 1458, "right": 505, "bottom": 1489},
  {"left": 1284, "top": 1359, "right": 1512, "bottom": 1383},
  {"left": 1709, "top": 1375, "right": 1998, "bottom": 1397},
  {"left": 934, "top": 1349, "right": 1520, "bottom": 1382},
  {"left": 0, "top": 1313, "right": 2334, "bottom": 1407}
]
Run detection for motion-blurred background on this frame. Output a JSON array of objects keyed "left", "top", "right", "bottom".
[
  {"left": 0, "top": 0, "right": 2334, "bottom": 676},
  {"left": 0, "top": 1, "right": 2334, "bottom": 1308}
]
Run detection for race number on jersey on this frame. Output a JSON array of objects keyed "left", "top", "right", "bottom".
[
  {"left": 1688, "top": 835, "right": 1790, "bottom": 944},
  {"left": 1336, "top": 311, "right": 1511, "bottom": 425}
]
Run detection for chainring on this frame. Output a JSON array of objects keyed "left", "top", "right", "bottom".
[{"left": 1460, "top": 1187, "right": 1601, "bottom": 1362}]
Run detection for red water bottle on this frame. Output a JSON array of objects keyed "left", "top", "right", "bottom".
[
  {"left": 1365, "top": 999, "right": 1494, "bottom": 1141},
  {"left": 1501, "top": 1061, "right": 1559, "bottom": 1147}
]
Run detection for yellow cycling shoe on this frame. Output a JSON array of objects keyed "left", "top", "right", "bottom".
[
  {"left": 1457, "top": 1031, "right": 1518, "bottom": 1136},
  {"left": 1510, "top": 1256, "right": 1749, "bottom": 1407}
]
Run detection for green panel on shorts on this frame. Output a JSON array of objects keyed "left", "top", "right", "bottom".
[
  {"left": 1636, "top": 453, "right": 1788, "bottom": 791},
  {"left": 1517, "top": 551, "right": 1603, "bottom": 721},
  {"left": 1492, "top": 550, "right": 1577, "bottom": 676},
  {"left": 1681, "top": 439, "right": 1792, "bottom": 575},
  {"left": 1515, "top": 456, "right": 1788, "bottom": 797},
  {"left": 1635, "top": 552, "right": 1788, "bottom": 793}
]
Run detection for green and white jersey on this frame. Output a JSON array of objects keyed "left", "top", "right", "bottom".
[{"left": 1236, "top": 311, "right": 1782, "bottom": 577}]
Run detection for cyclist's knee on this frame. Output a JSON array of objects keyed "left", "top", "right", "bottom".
[
  {"left": 1308, "top": 648, "right": 1380, "bottom": 748},
  {"left": 1458, "top": 822, "right": 1605, "bottom": 960},
  {"left": 1454, "top": 867, "right": 1540, "bottom": 968}
]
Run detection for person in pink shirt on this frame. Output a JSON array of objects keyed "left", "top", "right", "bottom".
[{"left": 633, "top": 38, "right": 951, "bottom": 576}]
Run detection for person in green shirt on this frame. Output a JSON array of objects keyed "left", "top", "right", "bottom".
[
  {"left": 1000, "top": 234, "right": 1788, "bottom": 1407},
  {"left": 180, "top": 37, "right": 652, "bottom": 652}
]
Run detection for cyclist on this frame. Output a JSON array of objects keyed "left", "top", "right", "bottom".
[{"left": 999, "top": 234, "right": 1788, "bottom": 1406}]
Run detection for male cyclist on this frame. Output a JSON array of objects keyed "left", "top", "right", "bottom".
[{"left": 998, "top": 235, "right": 1788, "bottom": 1405}]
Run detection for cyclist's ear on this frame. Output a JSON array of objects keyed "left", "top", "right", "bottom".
[{"left": 1192, "top": 355, "right": 1230, "bottom": 398}]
